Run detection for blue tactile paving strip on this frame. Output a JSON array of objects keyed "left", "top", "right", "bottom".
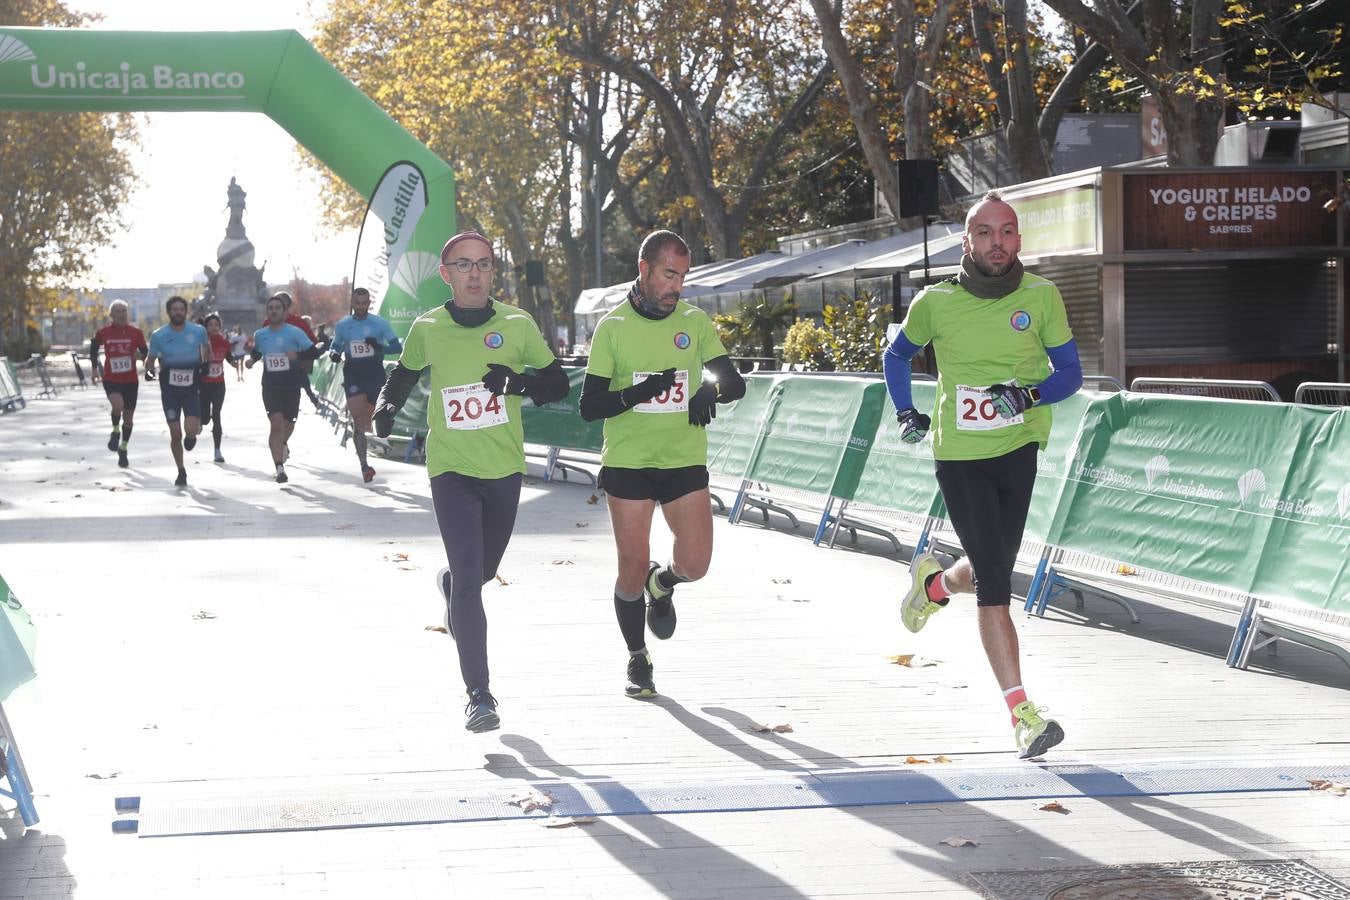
[{"left": 119, "top": 754, "right": 1350, "bottom": 838}]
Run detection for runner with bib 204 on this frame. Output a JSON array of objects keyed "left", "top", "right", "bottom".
[
  {"left": 579, "top": 230, "right": 746, "bottom": 701},
  {"left": 882, "top": 190, "right": 1083, "bottom": 760},
  {"left": 372, "top": 231, "right": 568, "bottom": 735}
]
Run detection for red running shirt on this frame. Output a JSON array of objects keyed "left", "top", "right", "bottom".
[
  {"left": 204, "top": 333, "right": 231, "bottom": 383},
  {"left": 94, "top": 324, "right": 148, "bottom": 384}
]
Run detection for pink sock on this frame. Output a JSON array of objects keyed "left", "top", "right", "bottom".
[
  {"left": 924, "top": 571, "right": 951, "bottom": 604},
  {"left": 1004, "top": 686, "right": 1028, "bottom": 725}
]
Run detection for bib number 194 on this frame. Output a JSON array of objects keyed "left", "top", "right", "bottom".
[{"left": 441, "top": 383, "right": 508, "bottom": 431}]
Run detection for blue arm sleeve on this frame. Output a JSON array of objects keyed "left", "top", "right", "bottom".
[
  {"left": 1035, "top": 339, "right": 1083, "bottom": 405},
  {"left": 882, "top": 329, "right": 924, "bottom": 412}
]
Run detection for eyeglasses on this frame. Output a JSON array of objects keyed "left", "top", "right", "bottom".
[{"left": 444, "top": 257, "right": 493, "bottom": 273}]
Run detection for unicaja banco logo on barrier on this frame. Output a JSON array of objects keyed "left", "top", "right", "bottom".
[
  {"left": 0, "top": 32, "right": 247, "bottom": 96},
  {"left": 1237, "top": 466, "right": 1331, "bottom": 519},
  {"left": 1144, "top": 454, "right": 1226, "bottom": 501}
]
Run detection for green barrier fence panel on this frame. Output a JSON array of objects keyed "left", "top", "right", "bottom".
[
  {"left": 706, "top": 375, "right": 782, "bottom": 483},
  {"left": 520, "top": 367, "right": 604, "bottom": 454},
  {"left": 0, "top": 357, "right": 24, "bottom": 411},
  {"left": 1246, "top": 406, "right": 1350, "bottom": 614},
  {"left": 0, "top": 28, "right": 456, "bottom": 334},
  {"left": 849, "top": 381, "right": 941, "bottom": 520},
  {"left": 1021, "top": 390, "right": 1095, "bottom": 546},
  {"left": 1045, "top": 393, "right": 1309, "bottom": 599},
  {"left": 735, "top": 376, "right": 887, "bottom": 537}
]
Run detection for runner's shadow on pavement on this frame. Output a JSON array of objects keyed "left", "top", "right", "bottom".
[
  {"left": 489, "top": 733, "right": 812, "bottom": 900},
  {"left": 362, "top": 484, "right": 434, "bottom": 512},
  {"left": 0, "top": 817, "right": 74, "bottom": 898}
]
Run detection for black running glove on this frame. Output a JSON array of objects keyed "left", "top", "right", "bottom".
[
  {"left": 622, "top": 368, "right": 677, "bottom": 406},
  {"left": 372, "top": 403, "right": 397, "bottom": 438},
  {"left": 688, "top": 383, "right": 718, "bottom": 427},
  {"left": 895, "top": 407, "right": 930, "bottom": 444},
  {"left": 987, "top": 383, "right": 1036, "bottom": 419},
  {"left": 144, "top": 369, "right": 156, "bottom": 382},
  {"left": 481, "top": 363, "right": 533, "bottom": 397}
]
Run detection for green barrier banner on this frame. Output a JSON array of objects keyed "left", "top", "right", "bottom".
[
  {"left": 520, "top": 367, "right": 604, "bottom": 453},
  {"left": 0, "top": 28, "right": 455, "bottom": 333},
  {"left": 1046, "top": 394, "right": 1311, "bottom": 599},
  {"left": 706, "top": 375, "right": 781, "bottom": 481},
  {"left": 1021, "top": 390, "right": 1095, "bottom": 544},
  {"left": 849, "top": 381, "right": 941, "bottom": 518},
  {"left": 1247, "top": 407, "right": 1350, "bottom": 613},
  {"left": 0, "top": 357, "right": 23, "bottom": 405},
  {"left": 1, "top": 573, "right": 37, "bottom": 701},
  {"left": 745, "top": 376, "right": 886, "bottom": 498}
]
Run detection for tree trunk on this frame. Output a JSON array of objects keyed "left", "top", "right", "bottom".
[
  {"left": 809, "top": 0, "right": 901, "bottom": 221},
  {"left": 1003, "top": 0, "right": 1051, "bottom": 181}
]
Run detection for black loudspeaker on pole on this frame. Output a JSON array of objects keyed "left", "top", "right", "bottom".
[{"left": 898, "top": 159, "right": 940, "bottom": 288}]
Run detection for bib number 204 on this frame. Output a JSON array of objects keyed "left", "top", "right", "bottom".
[{"left": 441, "top": 383, "right": 509, "bottom": 431}]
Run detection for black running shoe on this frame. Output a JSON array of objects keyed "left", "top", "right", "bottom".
[
  {"left": 107, "top": 431, "right": 120, "bottom": 452},
  {"left": 276, "top": 469, "right": 288, "bottom": 484},
  {"left": 464, "top": 688, "right": 500, "bottom": 732},
  {"left": 174, "top": 470, "right": 187, "bottom": 488},
  {"left": 644, "top": 562, "right": 677, "bottom": 640},
  {"left": 117, "top": 450, "right": 129, "bottom": 468},
  {"left": 435, "top": 567, "right": 454, "bottom": 638},
  {"left": 625, "top": 652, "right": 657, "bottom": 698},
  {"left": 184, "top": 435, "right": 196, "bottom": 452}
]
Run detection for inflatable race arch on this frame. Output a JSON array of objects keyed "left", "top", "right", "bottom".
[{"left": 0, "top": 27, "right": 455, "bottom": 336}]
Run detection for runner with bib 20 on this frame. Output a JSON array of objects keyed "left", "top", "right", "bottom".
[
  {"left": 883, "top": 190, "right": 1082, "bottom": 759},
  {"left": 579, "top": 230, "right": 745, "bottom": 700},
  {"left": 373, "top": 231, "right": 568, "bottom": 734}
]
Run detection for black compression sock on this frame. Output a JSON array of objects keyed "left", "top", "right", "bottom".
[
  {"left": 111, "top": 412, "right": 121, "bottom": 429},
  {"left": 120, "top": 423, "right": 133, "bottom": 443},
  {"left": 614, "top": 592, "right": 646, "bottom": 652}
]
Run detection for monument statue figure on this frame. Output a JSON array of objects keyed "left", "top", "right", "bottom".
[{"left": 198, "top": 176, "right": 270, "bottom": 330}]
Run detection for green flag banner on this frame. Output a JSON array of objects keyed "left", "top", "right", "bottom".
[
  {"left": 1, "top": 573, "right": 37, "bottom": 701},
  {"left": 0, "top": 27, "right": 455, "bottom": 334}
]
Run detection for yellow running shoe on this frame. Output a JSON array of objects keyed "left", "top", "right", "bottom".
[
  {"left": 902, "top": 553, "right": 946, "bottom": 633},
  {"left": 1013, "top": 701, "right": 1065, "bottom": 759}
]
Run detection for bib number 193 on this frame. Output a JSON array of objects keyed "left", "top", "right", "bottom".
[{"left": 441, "top": 383, "right": 508, "bottom": 430}]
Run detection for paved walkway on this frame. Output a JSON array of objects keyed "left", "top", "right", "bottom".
[{"left": 1, "top": 378, "right": 1348, "bottom": 898}]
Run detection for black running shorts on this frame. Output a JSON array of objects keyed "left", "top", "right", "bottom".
[
  {"left": 262, "top": 385, "right": 302, "bottom": 422},
  {"left": 599, "top": 465, "right": 709, "bottom": 504},
  {"left": 102, "top": 380, "right": 138, "bottom": 412}
]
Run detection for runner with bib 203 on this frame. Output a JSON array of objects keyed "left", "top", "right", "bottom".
[
  {"left": 883, "top": 190, "right": 1083, "bottom": 760},
  {"left": 200, "top": 313, "right": 232, "bottom": 464},
  {"left": 579, "top": 230, "right": 746, "bottom": 700},
  {"left": 372, "top": 231, "right": 568, "bottom": 734},
  {"left": 145, "top": 296, "right": 210, "bottom": 488}
]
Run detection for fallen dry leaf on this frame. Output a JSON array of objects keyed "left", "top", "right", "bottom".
[
  {"left": 939, "top": 837, "right": 978, "bottom": 847},
  {"left": 506, "top": 789, "right": 555, "bottom": 813},
  {"left": 551, "top": 559, "right": 575, "bottom": 566},
  {"left": 749, "top": 723, "right": 794, "bottom": 734},
  {"left": 425, "top": 625, "right": 448, "bottom": 634},
  {"left": 1038, "top": 801, "right": 1070, "bottom": 814},
  {"left": 933, "top": 755, "right": 953, "bottom": 763},
  {"left": 85, "top": 772, "right": 120, "bottom": 780},
  {"left": 905, "top": 756, "right": 931, "bottom": 764},
  {"left": 392, "top": 552, "right": 410, "bottom": 561},
  {"left": 192, "top": 611, "right": 216, "bottom": 620},
  {"left": 397, "top": 565, "right": 417, "bottom": 571},
  {"left": 495, "top": 574, "right": 509, "bottom": 585},
  {"left": 889, "top": 654, "right": 939, "bottom": 667},
  {"left": 1115, "top": 564, "right": 1138, "bottom": 576},
  {"left": 771, "top": 578, "right": 792, "bottom": 584},
  {"left": 542, "top": 815, "right": 597, "bottom": 828},
  {"left": 574, "top": 522, "right": 589, "bottom": 528},
  {"left": 586, "top": 494, "right": 599, "bottom": 505},
  {"left": 1309, "top": 779, "right": 1349, "bottom": 796}
]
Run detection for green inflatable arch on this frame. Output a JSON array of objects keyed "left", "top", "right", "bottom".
[{"left": 0, "top": 27, "right": 455, "bottom": 336}]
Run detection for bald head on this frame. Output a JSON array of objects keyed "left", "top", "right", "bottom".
[{"left": 962, "top": 193, "right": 1021, "bottom": 277}]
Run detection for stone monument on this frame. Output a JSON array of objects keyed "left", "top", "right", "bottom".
[{"left": 199, "top": 177, "right": 269, "bottom": 330}]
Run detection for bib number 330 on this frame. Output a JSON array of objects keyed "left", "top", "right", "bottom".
[
  {"left": 442, "top": 382, "right": 507, "bottom": 430},
  {"left": 955, "top": 384, "right": 1024, "bottom": 431},
  {"left": 632, "top": 370, "right": 689, "bottom": 413}
]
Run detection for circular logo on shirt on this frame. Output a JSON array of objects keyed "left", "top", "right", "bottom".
[
  {"left": 1009, "top": 310, "right": 1032, "bottom": 332},
  {"left": 483, "top": 332, "right": 504, "bottom": 349},
  {"left": 673, "top": 332, "right": 691, "bottom": 349}
]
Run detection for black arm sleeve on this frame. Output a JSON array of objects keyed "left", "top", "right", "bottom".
[
  {"left": 526, "top": 359, "right": 570, "bottom": 406},
  {"left": 704, "top": 354, "right": 746, "bottom": 402},
  {"left": 376, "top": 362, "right": 422, "bottom": 410},
  {"left": 298, "top": 343, "right": 321, "bottom": 362},
  {"left": 249, "top": 348, "right": 262, "bottom": 362},
  {"left": 88, "top": 338, "right": 99, "bottom": 367},
  {"left": 579, "top": 372, "right": 630, "bottom": 422}
]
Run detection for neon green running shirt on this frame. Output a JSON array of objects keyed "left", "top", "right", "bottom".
[
  {"left": 900, "top": 273, "right": 1074, "bottom": 461},
  {"left": 586, "top": 300, "right": 729, "bottom": 469},
  {"left": 398, "top": 301, "right": 555, "bottom": 479}
]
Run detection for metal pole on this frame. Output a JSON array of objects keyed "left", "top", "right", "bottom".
[{"left": 922, "top": 215, "right": 931, "bottom": 287}]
